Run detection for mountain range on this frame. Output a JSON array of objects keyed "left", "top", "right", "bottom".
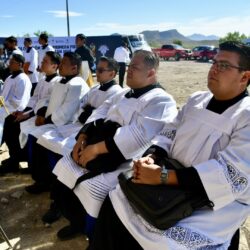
[{"left": 141, "top": 29, "right": 219, "bottom": 46}]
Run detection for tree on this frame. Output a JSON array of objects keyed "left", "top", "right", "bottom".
[
  {"left": 172, "top": 39, "right": 182, "bottom": 46},
  {"left": 33, "top": 30, "right": 53, "bottom": 37},
  {"left": 219, "top": 31, "right": 247, "bottom": 43}
]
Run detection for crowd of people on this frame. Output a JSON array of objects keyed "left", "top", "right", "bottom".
[{"left": 0, "top": 34, "right": 250, "bottom": 250}]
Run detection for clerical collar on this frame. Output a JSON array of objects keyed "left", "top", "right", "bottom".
[
  {"left": 206, "top": 89, "right": 249, "bottom": 114},
  {"left": 60, "top": 74, "right": 78, "bottom": 84},
  {"left": 11, "top": 70, "right": 23, "bottom": 78},
  {"left": 26, "top": 47, "right": 32, "bottom": 53},
  {"left": 125, "top": 82, "right": 164, "bottom": 99},
  {"left": 45, "top": 73, "right": 58, "bottom": 82},
  {"left": 99, "top": 80, "right": 116, "bottom": 91},
  {"left": 42, "top": 44, "right": 48, "bottom": 49}
]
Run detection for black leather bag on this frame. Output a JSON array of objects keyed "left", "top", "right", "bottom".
[{"left": 118, "top": 158, "right": 212, "bottom": 230}]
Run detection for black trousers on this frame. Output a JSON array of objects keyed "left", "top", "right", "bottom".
[
  {"left": 88, "top": 197, "right": 143, "bottom": 250},
  {"left": 28, "top": 135, "right": 52, "bottom": 185},
  {"left": 118, "top": 62, "right": 126, "bottom": 87},
  {"left": 53, "top": 178, "right": 86, "bottom": 231},
  {"left": 2, "top": 114, "right": 28, "bottom": 165}
]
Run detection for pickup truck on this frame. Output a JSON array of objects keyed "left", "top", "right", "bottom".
[{"left": 152, "top": 44, "right": 187, "bottom": 61}]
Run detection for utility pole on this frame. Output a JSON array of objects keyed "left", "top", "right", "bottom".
[{"left": 66, "top": 0, "right": 70, "bottom": 36}]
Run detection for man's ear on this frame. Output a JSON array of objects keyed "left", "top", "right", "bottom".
[
  {"left": 147, "top": 68, "right": 156, "bottom": 78},
  {"left": 241, "top": 71, "right": 250, "bottom": 83}
]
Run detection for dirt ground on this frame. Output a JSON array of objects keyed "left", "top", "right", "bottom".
[{"left": 0, "top": 60, "right": 250, "bottom": 250}]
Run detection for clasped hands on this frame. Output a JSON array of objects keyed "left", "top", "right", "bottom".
[
  {"left": 132, "top": 155, "right": 162, "bottom": 185},
  {"left": 72, "top": 135, "right": 101, "bottom": 168}
]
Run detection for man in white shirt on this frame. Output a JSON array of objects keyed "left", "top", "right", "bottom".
[
  {"left": 0, "top": 54, "right": 31, "bottom": 149},
  {"left": 113, "top": 41, "right": 130, "bottom": 87},
  {"left": 23, "top": 37, "right": 39, "bottom": 95},
  {"left": 37, "top": 33, "right": 55, "bottom": 77}
]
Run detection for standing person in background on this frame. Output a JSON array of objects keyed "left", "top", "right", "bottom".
[
  {"left": 37, "top": 33, "right": 55, "bottom": 76},
  {"left": 113, "top": 41, "right": 130, "bottom": 87},
  {"left": 23, "top": 38, "right": 39, "bottom": 95},
  {"left": 75, "top": 34, "right": 95, "bottom": 72},
  {"left": 0, "top": 44, "right": 7, "bottom": 82},
  {"left": 4, "top": 36, "right": 23, "bottom": 80}
]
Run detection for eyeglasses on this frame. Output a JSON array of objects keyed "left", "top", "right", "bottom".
[
  {"left": 211, "top": 60, "right": 246, "bottom": 72},
  {"left": 96, "top": 68, "right": 112, "bottom": 74}
]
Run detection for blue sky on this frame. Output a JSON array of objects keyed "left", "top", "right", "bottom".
[{"left": 0, "top": 0, "right": 250, "bottom": 38}]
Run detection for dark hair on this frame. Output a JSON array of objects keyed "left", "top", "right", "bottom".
[
  {"left": 12, "top": 53, "right": 25, "bottom": 66},
  {"left": 39, "top": 33, "right": 49, "bottom": 43},
  {"left": 133, "top": 50, "right": 160, "bottom": 70},
  {"left": 219, "top": 41, "right": 250, "bottom": 86},
  {"left": 24, "top": 37, "right": 32, "bottom": 43},
  {"left": 63, "top": 51, "right": 82, "bottom": 71},
  {"left": 6, "top": 36, "right": 17, "bottom": 44},
  {"left": 98, "top": 56, "right": 119, "bottom": 75},
  {"left": 76, "top": 33, "right": 86, "bottom": 40},
  {"left": 219, "top": 41, "right": 250, "bottom": 71},
  {"left": 122, "top": 41, "right": 128, "bottom": 47},
  {"left": 46, "top": 51, "right": 62, "bottom": 66}
]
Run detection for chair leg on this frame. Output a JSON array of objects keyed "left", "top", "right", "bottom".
[{"left": 0, "top": 225, "right": 12, "bottom": 248}]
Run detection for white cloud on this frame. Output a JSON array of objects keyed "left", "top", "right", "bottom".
[
  {"left": 178, "top": 16, "right": 250, "bottom": 37},
  {"left": 80, "top": 15, "right": 250, "bottom": 37},
  {"left": 46, "top": 10, "right": 83, "bottom": 18},
  {"left": 0, "top": 15, "right": 14, "bottom": 18},
  {"left": 82, "top": 22, "right": 178, "bottom": 35}
]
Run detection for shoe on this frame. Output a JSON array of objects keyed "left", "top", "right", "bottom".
[
  {"left": 25, "top": 182, "right": 50, "bottom": 194},
  {"left": 19, "top": 167, "right": 31, "bottom": 174},
  {"left": 0, "top": 159, "right": 19, "bottom": 174},
  {"left": 42, "top": 202, "right": 61, "bottom": 224},
  {"left": 57, "top": 225, "right": 84, "bottom": 240}
]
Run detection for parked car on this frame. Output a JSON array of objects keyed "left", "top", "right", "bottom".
[
  {"left": 152, "top": 44, "right": 188, "bottom": 61},
  {"left": 199, "top": 47, "right": 218, "bottom": 61},
  {"left": 192, "top": 45, "right": 215, "bottom": 60}
]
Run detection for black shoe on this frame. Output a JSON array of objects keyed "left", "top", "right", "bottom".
[
  {"left": 25, "top": 182, "right": 50, "bottom": 194},
  {"left": 19, "top": 167, "right": 31, "bottom": 174},
  {"left": 0, "top": 159, "right": 19, "bottom": 174},
  {"left": 42, "top": 203, "right": 61, "bottom": 224},
  {"left": 57, "top": 225, "right": 84, "bottom": 240}
]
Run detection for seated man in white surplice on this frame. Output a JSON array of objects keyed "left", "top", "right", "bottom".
[
  {"left": 22, "top": 52, "right": 89, "bottom": 193},
  {"left": 0, "top": 51, "right": 61, "bottom": 174},
  {"left": 0, "top": 54, "right": 31, "bottom": 147},
  {"left": 37, "top": 56, "right": 123, "bottom": 157},
  {"left": 51, "top": 50, "right": 178, "bottom": 240}
]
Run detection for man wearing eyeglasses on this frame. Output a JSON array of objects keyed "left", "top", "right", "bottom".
[
  {"left": 87, "top": 41, "right": 250, "bottom": 250},
  {"left": 50, "top": 50, "right": 178, "bottom": 240}
]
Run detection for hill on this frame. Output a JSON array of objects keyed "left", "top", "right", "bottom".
[
  {"left": 187, "top": 33, "right": 220, "bottom": 41},
  {"left": 141, "top": 29, "right": 219, "bottom": 48}
]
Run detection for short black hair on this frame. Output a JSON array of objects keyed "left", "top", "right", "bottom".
[
  {"left": 46, "top": 51, "right": 62, "bottom": 66},
  {"left": 24, "top": 37, "right": 32, "bottom": 43},
  {"left": 219, "top": 41, "right": 250, "bottom": 86},
  {"left": 63, "top": 51, "right": 82, "bottom": 72},
  {"left": 219, "top": 41, "right": 250, "bottom": 71},
  {"left": 76, "top": 34, "right": 86, "bottom": 40},
  {"left": 98, "top": 56, "right": 120, "bottom": 75},
  {"left": 39, "top": 33, "right": 49, "bottom": 43},
  {"left": 6, "top": 36, "right": 17, "bottom": 44},
  {"left": 12, "top": 53, "right": 25, "bottom": 66}
]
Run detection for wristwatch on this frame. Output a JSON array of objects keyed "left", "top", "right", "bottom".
[{"left": 160, "top": 166, "right": 169, "bottom": 184}]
